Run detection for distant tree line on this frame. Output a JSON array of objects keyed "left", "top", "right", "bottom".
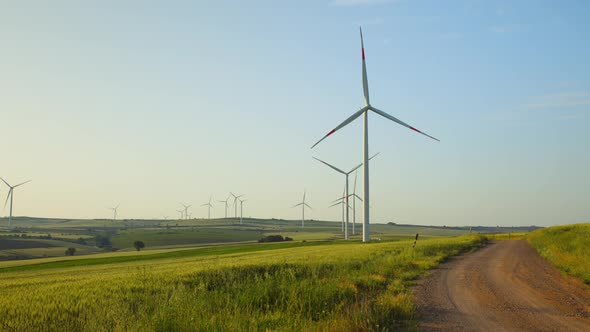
[{"left": 258, "top": 235, "right": 293, "bottom": 243}]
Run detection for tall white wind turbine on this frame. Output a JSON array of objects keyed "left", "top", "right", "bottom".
[
  {"left": 292, "top": 191, "right": 312, "bottom": 228},
  {"left": 201, "top": 195, "right": 214, "bottom": 219},
  {"left": 313, "top": 153, "right": 378, "bottom": 240},
  {"left": 1, "top": 178, "right": 31, "bottom": 227},
  {"left": 311, "top": 28, "right": 439, "bottom": 242}
]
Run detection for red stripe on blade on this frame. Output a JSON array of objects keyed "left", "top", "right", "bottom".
[
  {"left": 326, "top": 129, "right": 336, "bottom": 137},
  {"left": 362, "top": 48, "right": 365, "bottom": 60},
  {"left": 409, "top": 126, "right": 421, "bottom": 133}
]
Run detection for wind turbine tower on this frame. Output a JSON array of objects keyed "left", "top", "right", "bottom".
[
  {"left": 311, "top": 28, "right": 439, "bottom": 242},
  {"left": 1, "top": 178, "right": 31, "bottom": 227},
  {"left": 238, "top": 198, "right": 247, "bottom": 224}
]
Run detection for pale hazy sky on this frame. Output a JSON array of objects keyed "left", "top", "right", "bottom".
[{"left": 1, "top": 1, "right": 588, "bottom": 226}]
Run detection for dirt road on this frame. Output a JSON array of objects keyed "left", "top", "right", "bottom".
[{"left": 415, "top": 240, "right": 590, "bottom": 331}]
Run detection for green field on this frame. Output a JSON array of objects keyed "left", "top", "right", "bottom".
[
  {"left": 0, "top": 216, "right": 536, "bottom": 263},
  {"left": 527, "top": 223, "right": 590, "bottom": 284},
  {"left": 0, "top": 234, "right": 487, "bottom": 331}
]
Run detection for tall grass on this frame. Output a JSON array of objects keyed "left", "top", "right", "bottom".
[
  {"left": 527, "top": 223, "right": 590, "bottom": 284},
  {"left": 0, "top": 235, "right": 486, "bottom": 331}
]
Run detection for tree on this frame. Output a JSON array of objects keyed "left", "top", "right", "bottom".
[
  {"left": 95, "top": 234, "right": 112, "bottom": 248},
  {"left": 133, "top": 240, "right": 145, "bottom": 251},
  {"left": 65, "top": 247, "right": 76, "bottom": 256}
]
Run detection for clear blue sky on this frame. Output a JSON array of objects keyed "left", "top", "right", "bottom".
[{"left": 1, "top": 0, "right": 588, "bottom": 226}]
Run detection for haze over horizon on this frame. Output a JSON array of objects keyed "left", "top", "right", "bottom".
[{"left": 1, "top": 1, "right": 588, "bottom": 227}]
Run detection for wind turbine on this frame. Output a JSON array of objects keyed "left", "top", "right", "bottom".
[
  {"left": 1, "top": 177, "right": 31, "bottom": 227},
  {"left": 230, "top": 192, "right": 243, "bottom": 219},
  {"left": 329, "top": 187, "right": 350, "bottom": 233},
  {"left": 181, "top": 203, "right": 191, "bottom": 220},
  {"left": 311, "top": 28, "right": 439, "bottom": 242},
  {"left": 217, "top": 194, "right": 231, "bottom": 219},
  {"left": 238, "top": 198, "right": 247, "bottom": 224},
  {"left": 350, "top": 171, "right": 363, "bottom": 235},
  {"left": 109, "top": 204, "right": 120, "bottom": 222},
  {"left": 292, "top": 190, "right": 312, "bottom": 228},
  {"left": 176, "top": 209, "right": 184, "bottom": 220},
  {"left": 201, "top": 195, "right": 214, "bottom": 219},
  {"left": 313, "top": 152, "right": 378, "bottom": 240}
]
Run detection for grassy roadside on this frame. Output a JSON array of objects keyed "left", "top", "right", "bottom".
[
  {"left": 0, "top": 235, "right": 487, "bottom": 331},
  {"left": 527, "top": 223, "right": 590, "bottom": 284}
]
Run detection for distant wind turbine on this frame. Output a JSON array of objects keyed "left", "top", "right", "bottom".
[
  {"left": 217, "top": 195, "right": 231, "bottom": 219},
  {"left": 311, "top": 28, "right": 439, "bottom": 242},
  {"left": 176, "top": 209, "right": 184, "bottom": 220},
  {"left": 1, "top": 177, "right": 31, "bottom": 227},
  {"left": 181, "top": 203, "right": 191, "bottom": 220},
  {"left": 230, "top": 192, "right": 243, "bottom": 219},
  {"left": 350, "top": 171, "right": 363, "bottom": 235},
  {"left": 292, "top": 190, "right": 312, "bottom": 228},
  {"left": 109, "top": 204, "right": 120, "bottom": 222},
  {"left": 329, "top": 188, "right": 350, "bottom": 233},
  {"left": 238, "top": 198, "right": 247, "bottom": 225},
  {"left": 313, "top": 153, "right": 378, "bottom": 240},
  {"left": 201, "top": 195, "right": 214, "bottom": 219}
]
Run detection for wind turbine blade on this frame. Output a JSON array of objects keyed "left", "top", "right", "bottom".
[
  {"left": 292, "top": 202, "right": 304, "bottom": 208},
  {"left": 353, "top": 193, "right": 363, "bottom": 201},
  {"left": 13, "top": 180, "right": 31, "bottom": 188},
  {"left": 0, "top": 177, "right": 11, "bottom": 188},
  {"left": 310, "top": 107, "right": 367, "bottom": 149},
  {"left": 201, "top": 203, "right": 209, "bottom": 206},
  {"left": 353, "top": 170, "right": 358, "bottom": 195},
  {"left": 303, "top": 190, "right": 306, "bottom": 202},
  {"left": 370, "top": 107, "right": 440, "bottom": 142},
  {"left": 304, "top": 203, "right": 312, "bottom": 210},
  {"left": 360, "top": 27, "right": 370, "bottom": 105},
  {"left": 331, "top": 197, "right": 345, "bottom": 203},
  {"left": 349, "top": 162, "right": 363, "bottom": 174},
  {"left": 313, "top": 157, "right": 346, "bottom": 174},
  {"left": 115, "top": 204, "right": 120, "bottom": 209},
  {"left": 4, "top": 189, "right": 12, "bottom": 208},
  {"left": 329, "top": 202, "right": 342, "bottom": 208}
]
